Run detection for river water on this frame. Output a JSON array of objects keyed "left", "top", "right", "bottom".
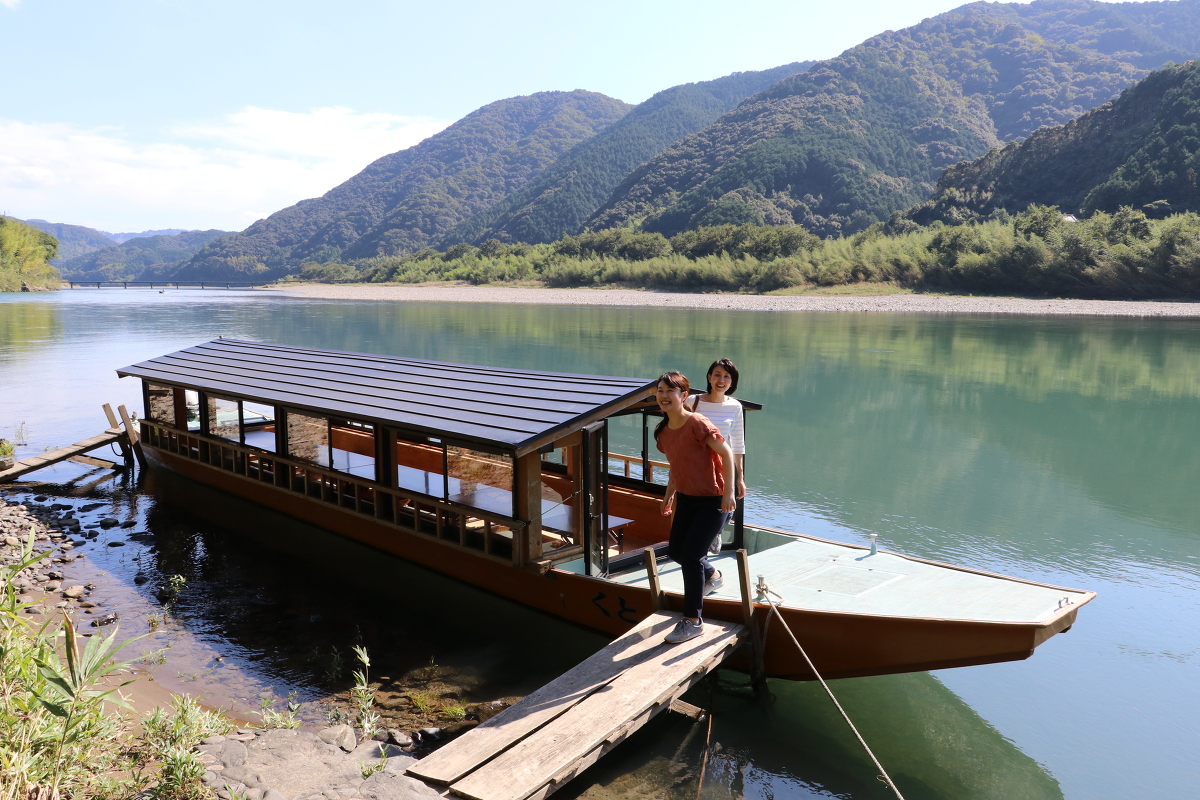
[{"left": 1, "top": 289, "right": 1197, "bottom": 799}]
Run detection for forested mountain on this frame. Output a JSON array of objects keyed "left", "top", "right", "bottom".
[
  {"left": 178, "top": 91, "right": 632, "bottom": 279},
  {"left": 0, "top": 217, "right": 59, "bottom": 291},
  {"left": 586, "top": 0, "right": 1200, "bottom": 238},
  {"left": 22, "top": 219, "right": 115, "bottom": 263},
  {"left": 908, "top": 60, "right": 1200, "bottom": 222},
  {"left": 440, "top": 63, "right": 812, "bottom": 247},
  {"left": 57, "top": 229, "right": 233, "bottom": 282}
]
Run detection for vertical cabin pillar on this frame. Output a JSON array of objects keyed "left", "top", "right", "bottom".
[
  {"left": 514, "top": 451, "right": 543, "bottom": 568},
  {"left": 566, "top": 444, "right": 584, "bottom": 536},
  {"left": 172, "top": 387, "right": 188, "bottom": 431}
]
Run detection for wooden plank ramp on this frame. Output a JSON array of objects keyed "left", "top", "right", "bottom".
[
  {"left": 0, "top": 428, "right": 125, "bottom": 483},
  {"left": 408, "top": 611, "right": 745, "bottom": 800}
]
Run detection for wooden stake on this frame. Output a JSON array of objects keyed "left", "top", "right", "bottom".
[
  {"left": 736, "top": 548, "right": 764, "bottom": 688},
  {"left": 644, "top": 547, "right": 663, "bottom": 612},
  {"left": 102, "top": 404, "right": 131, "bottom": 461},
  {"left": 116, "top": 405, "right": 147, "bottom": 468}
]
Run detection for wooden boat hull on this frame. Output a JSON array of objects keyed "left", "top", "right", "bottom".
[{"left": 145, "top": 444, "right": 1087, "bottom": 681}]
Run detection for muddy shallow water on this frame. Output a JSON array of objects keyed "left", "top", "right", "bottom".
[{"left": 3, "top": 289, "right": 1198, "bottom": 799}]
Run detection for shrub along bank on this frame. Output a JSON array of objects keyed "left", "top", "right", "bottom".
[{"left": 282, "top": 209, "right": 1200, "bottom": 299}]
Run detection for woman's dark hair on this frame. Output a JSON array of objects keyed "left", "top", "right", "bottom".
[
  {"left": 653, "top": 371, "right": 690, "bottom": 443},
  {"left": 706, "top": 358, "right": 739, "bottom": 395}
]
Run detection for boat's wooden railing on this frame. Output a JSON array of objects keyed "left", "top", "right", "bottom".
[
  {"left": 141, "top": 421, "right": 523, "bottom": 564},
  {"left": 607, "top": 451, "right": 670, "bottom": 482}
]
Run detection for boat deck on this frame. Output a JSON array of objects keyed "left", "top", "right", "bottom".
[{"left": 610, "top": 535, "right": 1090, "bottom": 624}]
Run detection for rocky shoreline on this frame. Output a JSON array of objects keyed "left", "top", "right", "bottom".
[
  {"left": 1, "top": 497, "right": 107, "bottom": 617},
  {"left": 1, "top": 493, "right": 503, "bottom": 800}
]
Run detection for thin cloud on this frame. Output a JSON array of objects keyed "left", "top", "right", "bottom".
[
  {"left": 0, "top": 107, "right": 450, "bottom": 232},
  {"left": 0, "top": 0, "right": 19, "bottom": 9}
]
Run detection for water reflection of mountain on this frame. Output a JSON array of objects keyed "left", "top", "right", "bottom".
[
  {"left": 0, "top": 298, "right": 62, "bottom": 359},
  {"left": 244, "top": 301, "right": 1200, "bottom": 568}
]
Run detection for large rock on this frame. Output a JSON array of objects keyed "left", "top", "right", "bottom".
[
  {"left": 358, "top": 771, "right": 443, "bottom": 800},
  {"left": 244, "top": 730, "right": 361, "bottom": 798},
  {"left": 221, "top": 740, "right": 248, "bottom": 768},
  {"left": 317, "top": 724, "right": 356, "bottom": 753}
]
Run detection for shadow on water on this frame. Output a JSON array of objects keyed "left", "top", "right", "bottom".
[
  {"left": 5, "top": 462, "right": 1061, "bottom": 800},
  {"left": 134, "top": 467, "right": 608, "bottom": 711}
]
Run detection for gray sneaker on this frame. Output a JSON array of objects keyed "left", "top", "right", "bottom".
[
  {"left": 704, "top": 570, "right": 724, "bottom": 596},
  {"left": 665, "top": 617, "right": 704, "bottom": 644},
  {"left": 708, "top": 533, "right": 723, "bottom": 555}
]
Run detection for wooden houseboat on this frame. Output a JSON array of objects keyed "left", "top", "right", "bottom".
[{"left": 119, "top": 339, "right": 1094, "bottom": 681}]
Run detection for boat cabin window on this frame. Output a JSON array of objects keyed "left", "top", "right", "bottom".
[
  {"left": 330, "top": 419, "right": 375, "bottom": 480},
  {"left": 286, "top": 410, "right": 330, "bottom": 468},
  {"left": 604, "top": 409, "right": 670, "bottom": 486},
  {"left": 146, "top": 383, "right": 176, "bottom": 427},
  {"left": 207, "top": 396, "right": 241, "bottom": 443},
  {"left": 184, "top": 391, "right": 201, "bottom": 432},
  {"left": 242, "top": 402, "right": 277, "bottom": 453}
]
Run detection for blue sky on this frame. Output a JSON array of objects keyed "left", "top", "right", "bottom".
[{"left": 0, "top": 0, "right": 1137, "bottom": 233}]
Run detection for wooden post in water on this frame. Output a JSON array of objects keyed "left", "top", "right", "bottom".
[
  {"left": 644, "top": 547, "right": 663, "bottom": 612},
  {"left": 117, "top": 404, "right": 147, "bottom": 468},
  {"left": 736, "top": 548, "right": 765, "bottom": 690},
  {"left": 102, "top": 404, "right": 132, "bottom": 462}
]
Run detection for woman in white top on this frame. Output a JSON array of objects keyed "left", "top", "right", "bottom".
[{"left": 689, "top": 359, "right": 746, "bottom": 552}]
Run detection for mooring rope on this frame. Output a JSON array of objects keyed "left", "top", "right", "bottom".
[{"left": 758, "top": 582, "right": 907, "bottom": 800}]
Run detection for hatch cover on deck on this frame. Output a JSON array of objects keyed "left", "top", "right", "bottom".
[{"left": 786, "top": 565, "right": 905, "bottom": 597}]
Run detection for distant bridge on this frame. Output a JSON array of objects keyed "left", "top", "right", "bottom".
[{"left": 65, "top": 281, "right": 271, "bottom": 290}]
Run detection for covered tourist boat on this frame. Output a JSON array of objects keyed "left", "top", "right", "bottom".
[{"left": 118, "top": 339, "right": 1094, "bottom": 680}]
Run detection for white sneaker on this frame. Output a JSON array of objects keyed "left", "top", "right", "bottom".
[
  {"left": 704, "top": 570, "right": 724, "bottom": 596},
  {"left": 708, "top": 534, "right": 723, "bottom": 555},
  {"left": 665, "top": 617, "right": 703, "bottom": 644}
]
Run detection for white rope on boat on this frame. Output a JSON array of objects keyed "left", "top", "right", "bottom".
[{"left": 757, "top": 580, "right": 907, "bottom": 800}]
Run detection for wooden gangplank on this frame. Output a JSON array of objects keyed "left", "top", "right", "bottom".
[
  {"left": 0, "top": 429, "right": 124, "bottom": 483},
  {"left": 408, "top": 611, "right": 745, "bottom": 800},
  {"left": 0, "top": 404, "right": 143, "bottom": 483}
]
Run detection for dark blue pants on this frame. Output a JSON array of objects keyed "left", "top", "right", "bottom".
[{"left": 668, "top": 493, "right": 731, "bottom": 619}]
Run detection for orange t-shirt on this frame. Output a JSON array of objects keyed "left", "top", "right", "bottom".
[{"left": 656, "top": 413, "right": 726, "bottom": 497}]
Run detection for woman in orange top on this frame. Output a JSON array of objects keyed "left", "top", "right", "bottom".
[{"left": 654, "top": 371, "right": 736, "bottom": 644}]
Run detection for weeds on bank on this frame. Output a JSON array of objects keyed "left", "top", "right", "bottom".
[
  {"left": 256, "top": 692, "right": 301, "bottom": 730},
  {"left": 407, "top": 692, "right": 436, "bottom": 713},
  {"left": 441, "top": 703, "right": 467, "bottom": 720},
  {"left": 359, "top": 749, "right": 388, "bottom": 778},
  {"left": 351, "top": 645, "right": 380, "bottom": 741},
  {"left": 0, "top": 534, "right": 230, "bottom": 800}
]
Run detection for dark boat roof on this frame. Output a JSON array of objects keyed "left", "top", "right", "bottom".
[{"left": 118, "top": 339, "right": 655, "bottom": 455}]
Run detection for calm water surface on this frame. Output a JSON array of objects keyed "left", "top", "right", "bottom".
[{"left": 1, "top": 289, "right": 1197, "bottom": 799}]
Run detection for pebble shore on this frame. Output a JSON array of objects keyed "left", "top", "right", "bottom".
[
  {"left": 1, "top": 497, "right": 107, "bottom": 618},
  {"left": 272, "top": 283, "right": 1200, "bottom": 316}
]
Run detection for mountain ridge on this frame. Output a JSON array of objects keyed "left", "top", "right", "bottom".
[
  {"left": 179, "top": 90, "right": 633, "bottom": 279},
  {"left": 584, "top": 0, "right": 1200, "bottom": 237},
  {"left": 439, "top": 62, "right": 813, "bottom": 247}
]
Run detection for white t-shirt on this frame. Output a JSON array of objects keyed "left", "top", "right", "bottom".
[{"left": 688, "top": 395, "right": 745, "bottom": 455}]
